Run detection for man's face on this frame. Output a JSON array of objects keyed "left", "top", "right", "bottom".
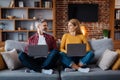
[
  {"left": 38, "top": 22, "right": 48, "bottom": 32},
  {"left": 41, "top": 22, "right": 48, "bottom": 31}
]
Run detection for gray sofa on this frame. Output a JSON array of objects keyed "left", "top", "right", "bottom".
[
  {"left": 61, "top": 65, "right": 120, "bottom": 80},
  {"left": 0, "top": 68, "right": 59, "bottom": 80},
  {"left": 0, "top": 39, "right": 120, "bottom": 80}
]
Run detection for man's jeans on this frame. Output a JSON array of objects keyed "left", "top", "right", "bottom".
[
  {"left": 59, "top": 51, "right": 94, "bottom": 67},
  {"left": 18, "top": 49, "right": 59, "bottom": 72}
]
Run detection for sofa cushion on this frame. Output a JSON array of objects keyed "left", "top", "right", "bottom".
[
  {"left": 112, "top": 58, "right": 120, "bottom": 70},
  {"left": 0, "top": 67, "right": 59, "bottom": 80},
  {"left": 1, "top": 49, "right": 22, "bottom": 70},
  {"left": 0, "top": 54, "right": 6, "bottom": 70},
  {"left": 97, "top": 49, "right": 118, "bottom": 70},
  {"left": 5, "top": 40, "right": 28, "bottom": 52},
  {"left": 112, "top": 49, "right": 120, "bottom": 70},
  {"left": 61, "top": 65, "right": 120, "bottom": 80},
  {"left": 0, "top": 47, "right": 6, "bottom": 70},
  {"left": 89, "top": 38, "right": 113, "bottom": 63}
]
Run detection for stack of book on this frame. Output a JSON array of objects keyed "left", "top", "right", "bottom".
[{"left": 44, "top": 1, "right": 52, "bottom": 8}]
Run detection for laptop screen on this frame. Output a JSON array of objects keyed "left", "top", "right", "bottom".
[
  {"left": 67, "top": 44, "right": 86, "bottom": 57},
  {"left": 28, "top": 45, "right": 48, "bottom": 57}
]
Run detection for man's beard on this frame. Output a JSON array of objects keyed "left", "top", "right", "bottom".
[{"left": 43, "top": 28, "right": 48, "bottom": 32}]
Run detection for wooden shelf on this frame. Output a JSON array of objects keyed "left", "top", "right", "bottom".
[
  {"left": 1, "top": 7, "right": 28, "bottom": 9},
  {"left": 28, "top": 7, "right": 53, "bottom": 9},
  {"left": 0, "top": 0, "right": 56, "bottom": 42},
  {"left": 114, "top": 29, "right": 120, "bottom": 31},
  {"left": 2, "top": 30, "right": 28, "bottom": 32},
  {"left": 110, "top": 0, "right": 120, "bottom": 49}
]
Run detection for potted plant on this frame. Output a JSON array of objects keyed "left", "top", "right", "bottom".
[{"left": 103, "top": 29, "right": 109, "bottom": 39}]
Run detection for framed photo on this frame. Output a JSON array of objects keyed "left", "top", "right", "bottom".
[{"left": 19, "top": 1, "right": 24, "bottom": 7}]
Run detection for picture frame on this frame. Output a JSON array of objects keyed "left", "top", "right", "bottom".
[{"left": 19, "top": 1, "right": 24, "bottom": 7}]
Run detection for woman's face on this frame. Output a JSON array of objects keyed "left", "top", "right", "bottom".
[{"left": 67, "top": 22, "right": 77, "bottom": 33}]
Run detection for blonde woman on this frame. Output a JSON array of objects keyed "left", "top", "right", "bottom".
[{"left": 59, "top": 19, "right": 94, "bottom": 72}]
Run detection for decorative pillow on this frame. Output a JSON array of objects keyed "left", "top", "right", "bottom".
[
  {"left": 89, "top": 38, "right": 113, "bottom": 63},
  {"left": 0, "top": 47, "right": 5, "bottom": 52},
  {"left": 97, "top": 49, "right": 118, "bottom": 70},
  {"left": 112, "top": 49, "right": 120, "bottom": 70},
  {"left": 1, "top": 48, "right": 22, "bottom": 70},
  {"left": 0, "top": 47, "right": 6, "bottom": 70},
  {"left": 112, "top": 58, "right": 120, "bottom": 70},
  {"left": 0, "top": 54, "right": 6, "bottom": 70},
  {"left": 115, "top": 49, "right": 120, "bottom": 57}
]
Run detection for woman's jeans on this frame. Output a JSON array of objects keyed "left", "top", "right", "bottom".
[
  {"left": 59, "top": 51, "right": 94, "bottom": 68},
  {"left": 18, "top": 49, "right": 59, "bottom": 72}
]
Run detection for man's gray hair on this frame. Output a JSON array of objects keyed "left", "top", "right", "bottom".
[
  {"left": 35, "top": 19, "right": 47, "bottom": 28},
  {"left": 38, "top": 19, "right": 47, "bottom": 24}
]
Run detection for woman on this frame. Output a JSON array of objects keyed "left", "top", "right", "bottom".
[{"left": 59, "top": 19, "right": 94, "bottom": 72}]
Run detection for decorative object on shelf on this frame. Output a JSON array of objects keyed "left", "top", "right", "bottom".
[
  {"left": 21, "top": 14, "right": 24, "bottom": 19},
  {"left": 34, "top": 1, "right": 40, "bottom": 7},
  {"left": 18, "top": 27, "right": 21, "bottom": 31},
  {"left": 19, "top": 1, "right": 24, "bottom": 7},
  {"left": 30, "top": 23, "right": 34, "bottom": 30},
  {"left": 115, "top": 10, "right": 120, "bottom": 19},
  {"left": 33, "top": 16, "right": 37, "bottom": 19},
  {"left": 103, "top": 29, "right": 109, "bottom": 39},
  {"left": 9, "top": 0, "right": 15, "bottom": 8},
  {"left": 7, "top": 16, "right": 16, "bottom": 19},
  {"left": 18, "top": 33, "right": 23, "bottom": 41},
  {"left": 45, "top": 1, "right": 52, "bottom": 8},
  {"left": 0, "top": 22, "right": 6, "bottom": 30},
  {"left": 17, "top": 27, "right": 26, "bottom": 30},
  {"left": 38, "top": 14, "right": 43, "bottom": 21}
]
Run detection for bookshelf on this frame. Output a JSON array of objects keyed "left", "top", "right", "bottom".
[
  {"left": 110, "top": 0, "right": 120, "bottom": 49},
  {"left": 0, "top": 0, "right": 56, "bottom": 46}
]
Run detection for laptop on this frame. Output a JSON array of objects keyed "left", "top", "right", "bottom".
[
  {"left": 28, "top": 45, "right": 48, "bottom": 57},
  {"left": 67, "top": 43, "right": 86, "bottom": 57}
]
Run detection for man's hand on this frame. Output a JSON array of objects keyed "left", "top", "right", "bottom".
[
  {"left": 37, "top": 24, "right": 43, "bottom": 35},
  {"left": 35, "top": 22, "right": 43, "bottom": 35}
]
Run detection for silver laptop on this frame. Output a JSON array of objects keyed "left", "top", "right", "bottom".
[
  {"left": 67, "top": 44, "right": 86, "bottom": 57},
  {"left": 28, "top": 45, "right": 48, "bottom": 57}
]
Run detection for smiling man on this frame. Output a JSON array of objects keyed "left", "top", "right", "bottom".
[{"left": 18, "top": 19, "right": 59, "bottom": 73}]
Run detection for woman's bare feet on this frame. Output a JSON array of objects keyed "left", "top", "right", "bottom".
[
  {"left": 78, "top": 63, "right": 83, "bottom": 67},
  {"left": 71, "top": 63, "right": 90, "bottom": 72}
]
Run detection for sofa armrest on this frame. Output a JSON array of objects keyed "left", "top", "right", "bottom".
[{"left": 5, "top": 40, "right": 28, "bottom": 52}]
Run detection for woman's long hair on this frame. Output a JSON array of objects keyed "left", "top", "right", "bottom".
[{"left": 66, "top": 19, "right": 82, "bottom": 35}]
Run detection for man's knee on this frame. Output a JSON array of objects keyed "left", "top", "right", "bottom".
[{"left": 18, "top": 52, "right": 27, "bottom": 61}]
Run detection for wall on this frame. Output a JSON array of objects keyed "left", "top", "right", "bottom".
[{"left": 56, "top": 0, "right": 110, "bottom": 39}]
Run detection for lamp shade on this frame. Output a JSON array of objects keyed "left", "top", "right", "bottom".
[{"left": 80, "top": 26, "right": 87, "bottom": 36}]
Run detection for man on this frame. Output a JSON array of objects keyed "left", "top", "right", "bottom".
[{"left": 18, "top": 19, "right": 59, "bottom": 73}]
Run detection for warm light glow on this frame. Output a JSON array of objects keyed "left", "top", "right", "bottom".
[{"left": 80, "top": 26, "right": 87, "bottom": 36}]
